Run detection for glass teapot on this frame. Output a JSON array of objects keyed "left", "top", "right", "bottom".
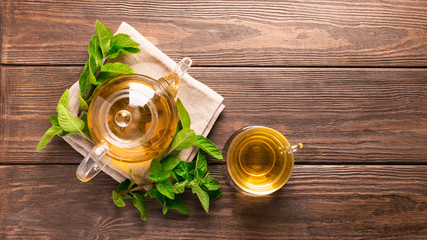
[{"left": 76, "top": 58, "right": 192, "bottom": 182}]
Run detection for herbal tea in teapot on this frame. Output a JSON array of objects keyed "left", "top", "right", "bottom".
[
  {"left": 88, "top": 76, "right": 177, "bottom": 162},
  {"left": 76, "top": 58, "right": 192, "bottom": 182}
]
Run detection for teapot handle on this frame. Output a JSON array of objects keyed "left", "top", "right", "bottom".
[{"left": 76, "top": 140, "right": 111, "bottom": 182}]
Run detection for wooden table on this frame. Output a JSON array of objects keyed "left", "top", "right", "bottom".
[{"left": 1, "top": 0, "right": 426, "bottom": 239}]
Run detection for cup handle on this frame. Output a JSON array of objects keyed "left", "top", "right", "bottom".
[{"left": 76, "top": 140, "right": 111, "bottom": 182}]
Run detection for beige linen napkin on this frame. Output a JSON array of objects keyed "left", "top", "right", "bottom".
[{"left": 63, "top": 22, "right": 224, "bottom": 184}]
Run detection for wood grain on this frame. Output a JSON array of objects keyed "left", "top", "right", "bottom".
[
  {"left": 2, "top": 0, "right": 427, "bottom": 66},
  {"left": 0, "top": 165, "right": 425, "bottom": 239},
  {"left": 1, "top": 66, "right": 426, "bottom": 164}
]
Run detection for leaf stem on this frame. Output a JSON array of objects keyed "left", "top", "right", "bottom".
[{"left": 117, "top": 184, "right": 152, "bottom": 198}]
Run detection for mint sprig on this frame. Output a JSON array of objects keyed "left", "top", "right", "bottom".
[
  {"left": 112, "top": 99, "right": 223, "bottom": 220},
  {"left": 37, "top": 20, "right": 141, "bottom": 152}
]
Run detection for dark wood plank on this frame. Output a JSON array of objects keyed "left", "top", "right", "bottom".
[
  {"left": 1, "top": 66, "right": 426, "bottom": 164},
  {"left": 2, "top": 0, "right": 427, "bottom": 66},
  {"left": 0, "top": 165, "right": 425, "bottom": 239}
]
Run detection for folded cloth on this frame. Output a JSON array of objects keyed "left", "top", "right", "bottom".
[{"left": 63, "top": 22, "right": 225, "bottom": 184}]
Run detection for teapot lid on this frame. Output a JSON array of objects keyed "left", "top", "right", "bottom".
[{"left": 88, "top": 74, "right": 178, "bottom": 162}]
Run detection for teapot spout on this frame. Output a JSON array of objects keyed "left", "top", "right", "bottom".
[{"left": 160, "top": 57, "right": 192, "bottom": 97}]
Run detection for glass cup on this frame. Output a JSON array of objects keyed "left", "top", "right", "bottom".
[{"left": 223, "top": 126, "right": 302, "bottom": 196}]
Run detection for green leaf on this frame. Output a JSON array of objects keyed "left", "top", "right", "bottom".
[
  {"left": 88, "top": 55, "right": 98, "bottom": 75},
  {"left": 175, "top": 120, "right": 183, "bottom": 136},
  {"left": 146, "top": 188, "right": 164, "bottom": 206},
  {"left": 79, "top": 61, "right": 91, "bottom": 97},
  {"left": 160, "top": 155, "right": 181, "bottom": 171},
  {"left": 130, "top": 192, "right": 147, "bottom": 221},
  {"left": 57, "top": 104, "right": 85, "bottom": 133},
  {"left": 107, "top": 46, "right": 141, "bottom": 59},
  {"left": 36, "top": 126, "right": 63, "bottom": 152},
  {"left": 176, "top": 98, "right": 190, "bottom": 129},
  {"left": 49, "top": 115, "right": 59, "bottom": 126},
  {"left": 169, "top": 129, "right": 196, "bottom": 152},
  {"left": 80, "top": 113, "right": 91, "bottom": 139},
  {"left": 95, "top": 20, "right": 113, "bottom": 56},
  {"left": 173, "top": 180, "right": 187, "bottom": 194},
  {"left": 164, "top": 195, "right": 189, "bottom": 215},
  {"left": 100, "top": 62, "right": 134, "bottom": 74},
  {"left": 112, "top": 33, "right": 140, "bottom": 48},
  {"left": 96, "top": 71, "right": 120, "bottom": 83},
  {"left": 148, "top": 159, "right": 171, "bottom": 182},
  {"left": 156, "top": 180, "right": 175, "bottom": 200},
  {"left": 79, "top": 95, "right": 88, "bottom": 111},
  {"left": 149, "top": 159, "right": 162, "bottom": 176},
  {"left": 187, "top": 161, "right": 196, "bottom": 180},
  {"left": 116, "top": 179, "right": 131, "bottom": 193},
  {"left": 56, "top": 89, "right": 70, "bottom": 112},
  {"left": 112, "top": 190, "right": 125, "bottom": 207},
  {"left": 191, "top": 183, "right": 210, "bottom": 213},
  {"left": 173, "top": 161, "right": 188, "bottom": 179},
  {"left": 195, "top": 150, "right": 207, "bottom": 180},
  {"left": 88, "top": 34, "right": 103, "bottom": 67},
  {"left": 207, "top": 188, "right": 222, "bottom": 201},
  {"left": 202, "top": 176, "right": 220, "bottom": 191},
  {"left": 194, "top": 135, "right": 223, "bottom": 159}
]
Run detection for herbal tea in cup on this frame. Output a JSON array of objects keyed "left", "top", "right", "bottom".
[{"left": 223, "top": 126, "right": 302, "bottom": 196}]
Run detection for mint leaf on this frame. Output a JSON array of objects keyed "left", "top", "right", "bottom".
[
  {"left": 160, "top": 155, "right": 181, "bottom": 171},
  {"left": 149, "top": 159, "right": 162, "bottom": 176},
  {"left": 169, "top": 129, "right": 196, "bottom": 152},
  {"left": 164, "top": 195, "right": 189, "bottom": 215},
  {"left": 173, "top": 161, "right": 188, "bottom": 179},
  {"left": 79, "top": 61, "right": 91, "bottom": 97},
  {"left": 116, "top": 179, "right": 131, "bottom": 193},
  {"left": 88, "top": 34, "right": 103, "bottom": 67},
  {"left": 130, "top": 192, "right": 147, "bottom": 221},
  {"left": 49, "top": 115, "right": 59, "bottom": 126},
  {"left": 95, "top": 20, "right": 113, "bottom": 56},
  {"left": 207, "top": 188, "right": 222, "bottom": 201},
  {"left": 107, "top": 46, "right": 141, "bottom": 59},
  {"left": 112, "top": 190, "right": 126, "bottom": 207},
  {"left": 100, "top": 62, "right": 133, "bottom": 74},
  {"left": 36, "top": 126, "right": 62, "bottom": 152},
  {"left": 148, "top": 159, "right": 171, "bottom": 182},
  {"left": 149, "top": 172, "right": 170, "bottom": 182},
  {"left": 56, "top": 89, "right": 69, "bottom": 112},
  {"left": 96, "top": 71, "right": 120, "bottom": 83},
  {"left": 146, "top": 188, "right": 164, "bottom": 206},
  {"left": 191, "top": 183, "right": 209, "bottom": 213},
  {"left": 80, "top": 113, "right": 91, "bottom": 138},
  {"left": 176, "top": 98, "right": 190, "bottom": 129},
  {"left": 175, "top": 120, "right": 183, "bottom": 136},
  {"left": 194, "top": 135, "right": 223, "bottom": 159},
  {"left": 156, "top": 180, "right": 175, "bottom": 200},
  {"left": 187, "top": 161, "right": 196, "bottom": 180},
  {"left": 79, "top": 95, "right": 88, "bottom": 111},
  {"left": 202, "top": 176, "right": 220, "bottom": 191},
  {"left": 57, "top": 104, "right": 85, "bottom": 133},
  {"left": 173, "top": 180, "right": 187, "bottom": 194},
  {"left": 195, "top": 150, "right": 207, "bottom": 180},
  {"left": 111, "top": 33, "right": 140, "bottom": 48}
]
